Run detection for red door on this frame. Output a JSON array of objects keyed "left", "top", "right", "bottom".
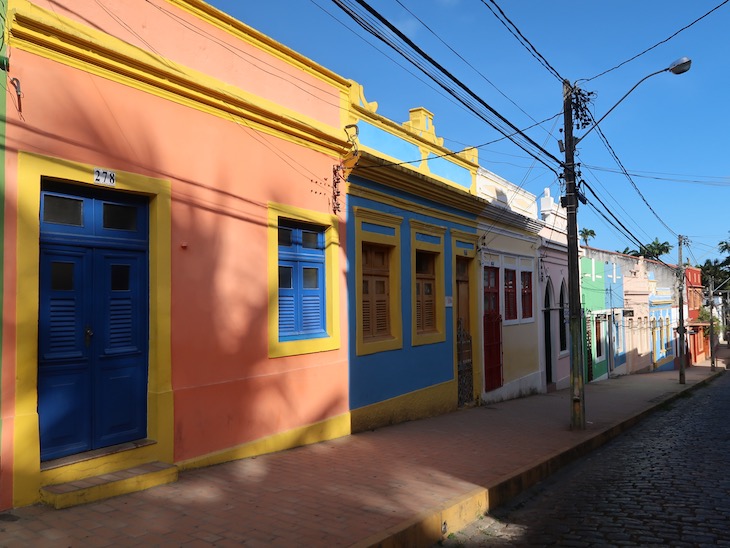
[{"left": 483, "top": 266, "right": 503, "bottom": 391}]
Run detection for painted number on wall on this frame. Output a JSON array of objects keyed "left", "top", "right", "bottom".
[{"left": 94, "top": 168, "right": 116, "bottom": 187}]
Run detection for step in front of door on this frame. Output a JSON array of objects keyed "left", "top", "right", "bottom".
[{"left": 40, "top": 461, "right": 178, "bottom": 509}]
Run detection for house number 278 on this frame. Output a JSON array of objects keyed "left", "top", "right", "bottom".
[{"left": 93, "top": 168, "right": 116, "bottom": 186}]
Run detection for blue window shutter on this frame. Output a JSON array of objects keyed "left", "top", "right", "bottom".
[
  {"left": 278, "top": 222, "right": 326, "bottom": 341},
  {"left": 108, "top": 299, "right": 134, "bottom": 349},
  {"left": 279, "top": 295, "right": 296, "bottom": 336},
  {"left": 301, "top": 295, "right": 322, "bottom": 331},
  {"left": 48, "top": 298, "right": 81, "bottom": 357}
]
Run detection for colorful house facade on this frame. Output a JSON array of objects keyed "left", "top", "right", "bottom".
[
  {"left": 1, "top": 0, "right": 354, "bottom": 508},
  {"left": 344, "top": 90, "right": 547, "bottom": 427},
  {"left": 580, "top": 248, "right": 684, "bottom": 377},
  {"left": 685, "top": 265, "right": 709, "bottom": 364},
  {"left": 538, "top": 188, "right": 570, "bottom": 390},
  {"left": 345, "top": 102, "right": 483, "bottom": 430},
  {"left": 618, "top": 254, "right": 654, "bottom": 374},
  {"left": 580, "top": 252, "right": 626, "bottom": 381},
  {"left": 476, "top": 170, "right": 543, "bottom": 402}
]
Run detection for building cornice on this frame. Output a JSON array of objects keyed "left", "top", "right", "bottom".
[
  {"left": 351, "top": 151, "right": 543, "bottom": 234},
  {"left": 8, "top": 0, "right": 351, "bottom": 157}
]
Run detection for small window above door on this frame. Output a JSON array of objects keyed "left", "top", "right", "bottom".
[
  {"left": 43, "top": 195, "right": 83, "bottom": 226},
  {"left": 40, "top": 179, "right": 148, "bottom": 246}
]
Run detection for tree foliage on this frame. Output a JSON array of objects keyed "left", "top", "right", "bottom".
[
  {"left": 620, "top": 238, "right": 672, "bottom": 260},
  {"left": 639, "top": 238, "right": 673, "bottom": 260},
  {"left": 579, "top": 228, "right": 596, "bottom": 247}
]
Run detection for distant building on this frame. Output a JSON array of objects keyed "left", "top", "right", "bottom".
[{"left": 685, "top": 266, "right": 708, "bottom": 364}]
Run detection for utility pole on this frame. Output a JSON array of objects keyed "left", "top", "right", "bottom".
[
  {"left": 709, "top": 277, "right": 716, "bottom": 371},
  {"left": 677, "top": 235, "right": 687, "bottom": 384},
  {"left": 563, "top": 80, "right": 585, "bottom": 429}
]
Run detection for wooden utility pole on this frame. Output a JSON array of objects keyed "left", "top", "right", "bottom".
[
  {"left": 677, "top": 235, "right": 687, "bottom": 384},
  {"left": 563, "top": 80, "right": 585, "bottom": 429},
  {"left": 709, "top": 277, "right": 716, "bottom": 371}
]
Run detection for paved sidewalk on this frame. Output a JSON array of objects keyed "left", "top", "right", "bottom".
[{"left": 1, "top": 356, "right": 727, "bottom": 547}]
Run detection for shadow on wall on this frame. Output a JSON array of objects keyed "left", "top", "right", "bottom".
[{"left": 9, "top": 80, "right": 348, "bottom": 493}]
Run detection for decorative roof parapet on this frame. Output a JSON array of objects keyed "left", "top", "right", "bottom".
[
  {"left": 476, "top": 166, "right": 538, "bottom": 219},
  {"left": 348, "top": 86, "right": 479, "bottom": 193},
  {"left": 401, "top": 107, "right": 443, "bottom": 147}
]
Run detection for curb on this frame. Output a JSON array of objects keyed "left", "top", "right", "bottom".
[{"left": 353, "top": 369, "right": 724, "bottom": 548}]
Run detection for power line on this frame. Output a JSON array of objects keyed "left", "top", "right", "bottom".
[
  {"left": 583, "top": 164, "right": 730, "bottom": 187},
  {"left": 392, "top": 0, "right": 558, "bottom": 142},
  {"left": 581, "top": 164, "right": 653, "bottom": 244},
  {"left": 479, "top": 0, "right": 563, "bottom": 82},
  {"left": 583, "top": 181, "right": 645, "bottom": 251},
  {"left": 591, "top": 121, "right": 678, "bottom": 237},
  {"left": 359, "top": 112, "right": 561, "bottom": 170},
  {"left": 311, "top": 0, "right": 563, "bottom": 163},
  {"left": 583, "top": 0, "right": 730, "bottom": 82},
  {"left": 330, "top": 0, "right": 563, "bottom": 175}
]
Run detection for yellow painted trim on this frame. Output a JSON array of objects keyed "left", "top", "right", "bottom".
[
  {"left": 176, "top": 413, "right": 351, "bottom": 471},
  {"left": 7, "top": 0, "right": 350, "bottom": 157},
  {"left": 169, "top": 0, "right": 350, "bottom": 89},
  {"left": 354, "top": 207, "right": 403, "bottom": 356},
  {"left": 351, "top": 105, "right": 479, "bottom": 175},
  {"left": 451, "top": 230, "right": 482, "bottom": 399},
  {"left": 356, "top": 142, "right": 478, "bottom": 202},
  {"left": 411, "top": 220, "right": 446, "bottom": 347},
  {"left": 347, "top": 183, "right": 478, "bottom": 230},
  {"left": 350, "top": 382, "right": 453, "bottom": 433},
  {"left": 13, "top": 152, "right": 172, "bottom": 507},
  {"left": 267, "top": 202, "right": 341, "bottom": 358}
]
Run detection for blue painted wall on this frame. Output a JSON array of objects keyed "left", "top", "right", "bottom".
[{"left": 347, "top": 177, "right": 477, "bottom": 409}]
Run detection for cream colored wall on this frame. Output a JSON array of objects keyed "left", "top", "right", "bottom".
[{"left": 502, "top": 322, "right": 540, "bottom": 382}]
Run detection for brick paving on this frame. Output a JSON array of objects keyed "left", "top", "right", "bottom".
[{"left": 0, "top": 350, "right": 727, "bottom": 547}]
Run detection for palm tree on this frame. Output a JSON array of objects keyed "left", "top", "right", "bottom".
[
  {"left": 579, "top": 228, "right": 596, "bottom": 247},
  {"left": 639, "top": 238, "right": 673, "bottom": 260},
  {"left": 618, "top": 247, "right": 640, "bottom": 256},
  {"left": 719, "top": 235, "right": 730, "bottom": 266},
  {"left": 700, "top": 258, "right": 729, "bottom": 288}
]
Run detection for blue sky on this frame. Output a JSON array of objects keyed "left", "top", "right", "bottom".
[{"left": 209, "top": 0, "right": 729, "bottom": 266}]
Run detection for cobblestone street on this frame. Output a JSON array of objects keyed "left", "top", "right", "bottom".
[{"left": 439, "top": 370, "right": 730, "bottom": 547}]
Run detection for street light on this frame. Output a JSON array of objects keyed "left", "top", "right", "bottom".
[{"left": 563, "top": 57, "right": 691, "bottom": 430}]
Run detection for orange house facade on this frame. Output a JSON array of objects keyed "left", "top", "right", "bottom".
[
  {"left": 1, "top": 0, "right": 353, "bottom": 508},
  {"left": 685, "top": 266, "right": 708, "bottom": 364}
]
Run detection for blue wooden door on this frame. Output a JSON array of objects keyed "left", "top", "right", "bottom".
[{"left": 38, "top": 182, "right": 148, "bottom": 461}]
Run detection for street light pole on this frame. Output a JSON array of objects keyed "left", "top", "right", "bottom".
[{"left": 563, "top": 57, "right": 692, "bottom": 426}]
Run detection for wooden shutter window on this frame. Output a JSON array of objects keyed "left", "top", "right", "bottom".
[
  {"left": 362, "top": 243, "right": 391, "bottom": 340},
  {"left": 415, "top": 251, "right": 436, "bottom": 333}
]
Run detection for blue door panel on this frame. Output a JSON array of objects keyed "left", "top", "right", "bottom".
[
  {"left": 38, "top": 182, "right": 149, "bottom": 461},
  {"left": 38, "top": 247, "right": 92, "bottom": 460},
  {"left": 38, "top": 248, "right": 90, "bottom": 362},
  {"left": 94, "top": 250, "right": 148, "bottom": 446},
  {"left": 95, "top": 364, "right": 147, "bottom": 446},
  {"left": 38, "top": 369, "right": 92, "bottom": 460}
]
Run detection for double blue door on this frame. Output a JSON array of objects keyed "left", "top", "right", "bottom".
[{"left": 38, "top": 181, "right": 149, "bottom": 461}]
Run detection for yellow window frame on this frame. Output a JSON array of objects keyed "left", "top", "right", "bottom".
[
  {"left": 267, "top": 203, "right": 341, "bottom": 358},
  {"left": 410, "top": 220, "right": 446, "bottom": 346},
  {"left": 355, "top": 207, "right": 403, "bottom": 356}
]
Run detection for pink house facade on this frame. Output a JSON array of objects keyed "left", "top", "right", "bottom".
[
  {"left": 538, "top": 188, "right": 570, "bottom": 390},
  {"left": 1, "top": 0, "right": 353, "bottom": 508}
]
